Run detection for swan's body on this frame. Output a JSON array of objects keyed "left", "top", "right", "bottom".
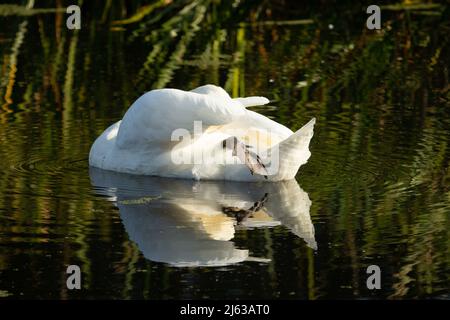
[{"left": 89, "top": 85, "right": 315, "bottom": 181}]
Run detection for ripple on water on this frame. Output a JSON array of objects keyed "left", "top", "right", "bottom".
[
  {"left": 1, "top": 155, "right": 91, "bottom": 202},
  {"left": 8, "top": 157, "right": 88, "bottom": 177}
]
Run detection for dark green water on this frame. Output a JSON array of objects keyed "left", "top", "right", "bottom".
[{"left": 0, "top": 1, "right": 449, "bottom": 299}]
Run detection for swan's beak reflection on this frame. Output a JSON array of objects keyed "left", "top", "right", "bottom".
[{"left": 90, "top": 168, "right": 317, "bottom": 267}]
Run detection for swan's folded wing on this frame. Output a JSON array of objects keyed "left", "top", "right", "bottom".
[
  {"left": 116, "top": 88, "right": 247, "bottom": 146},
  {"left": 190, "top": 91, "right": 247, "bottom": 125}
]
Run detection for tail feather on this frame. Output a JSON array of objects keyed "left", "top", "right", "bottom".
[{"left": 267, "top": 118, "right": 316, "bottom": 180}]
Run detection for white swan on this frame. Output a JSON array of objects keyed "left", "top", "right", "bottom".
[{"left": 89, "top": 84, "right": 315, "bottom": 181}]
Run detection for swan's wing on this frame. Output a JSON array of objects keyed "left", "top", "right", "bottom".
[
  {"left": 116, "top": 87, "right": 247, "bottom": 147},
  {"left": 116, "top": 84, "right": 277, "bottom": 151}
]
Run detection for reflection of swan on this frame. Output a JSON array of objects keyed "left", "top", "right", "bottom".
[
  {"left": 90, "top": 168, "right": 316, "bottom": 267},
  {"left": 89, "top": 85, "right": 315, "bottom": 181}
]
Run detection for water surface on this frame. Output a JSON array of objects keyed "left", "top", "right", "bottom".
[{"left": 0, "top": 1, "right": 449, "bottom": 299}]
